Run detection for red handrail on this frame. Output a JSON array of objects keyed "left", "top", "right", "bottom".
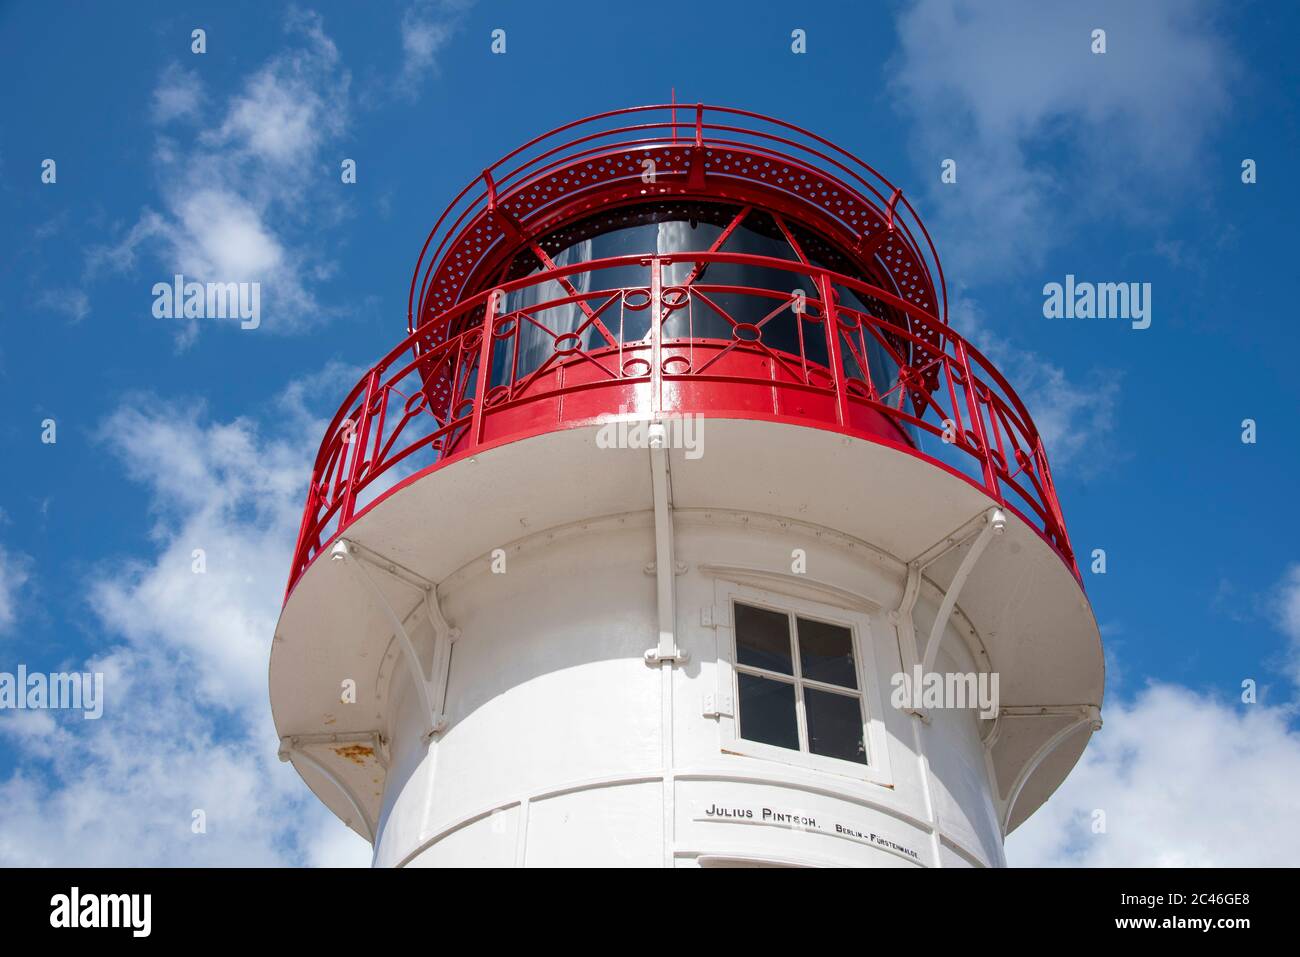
[
  {"left": 285, "top": 252, "right": 1076, "bottom": 600},
  {"left": 407, "top": 104, "right": 947, "bottom": 337}
]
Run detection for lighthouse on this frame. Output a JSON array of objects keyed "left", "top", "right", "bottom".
[{"left": 270, "top": 104, "right": 1103, "bottom": 868}]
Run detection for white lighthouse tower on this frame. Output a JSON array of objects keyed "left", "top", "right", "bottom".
[{"left": 270, "top": 105, "right": 1103, "bottom": 868}]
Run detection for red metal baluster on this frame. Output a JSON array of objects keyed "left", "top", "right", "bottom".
[
  {"left": 817, "top": 272, "right": 851, "bottom": 429},
  {"left": 369, "top": 381, "right": 389, "bottom": 479},
  {"left": 471, "top": 291, "right": 498, "bottom": 447},
  {"left": 340, "top": 368, "right": 381, "bottom": 525},
  {"left": 855, "top": 317, "right": 876, "bottom": 401},
  {"left": 650, "top": 257, "right": 663, "bottom": 416},
  {"left": 1035, "top": 436, "right": 1072, "bottom": 565},
  {"left": 955, "top": 339, "right": 999, "bottom": 499},
  {"left": 286, "top": 478, "right": 320, "bottom": 599},
  {"left": 942, "top": 354, "right": 966, "bottom": 447},
  {"left": 985, "top": 388, "right": 1008, "bottom": 478}
]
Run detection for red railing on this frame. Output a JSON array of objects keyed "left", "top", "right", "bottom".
[
  {"left": 285, "top": 252, "right": 1076, "bottom": 599},
  {"left": 408, "top": 103, "right": 948, "bottom": 336}
]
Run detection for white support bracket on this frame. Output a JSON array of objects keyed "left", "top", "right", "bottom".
[
  {"left": 891, "top": 507, "right": 1006, "bottom": 721},
  {"left": 645, "top": 425, "right": 688, "bottom": 665},
  {"left": 920, "top": 507, "right": 1005, "bottom": 676},
  {"left": 278, "top": 732, "right": 384, "bottom": 843},
  {"left": 996, "top": 705, "right": 1102, "bottom": 834},
  {"left": 331, "top": 538, "right": 460, "bottom": 743}
]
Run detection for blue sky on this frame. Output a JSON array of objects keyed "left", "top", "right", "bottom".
[{"left": 1, "top": 0, "right": 1297, "bottom": 866}]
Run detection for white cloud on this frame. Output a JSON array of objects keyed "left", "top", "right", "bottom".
[
  {"left": 0, "top": 372, "right": 371, "bottom": 866},
  {"left": 0, "top": 544, "right": 33, "bottom": 635},
  {"left": 397, "top": 1, "right": 471, "bottom": 94},
  {"left": 890, "top": 0, "right": 1236, "bottom": 278},
  {"left": 151, "top": 63, "right": 203, "bottom": 124},
  {"left": 1272, "top": 563, "right": 1300, "bottom": 686},
  {"left": 886, "top": 1, "right": 1228, "bottom": 465},
  {"left": 401, "top": 9, "right": 454, "bottom": 88},
  {"left": 88, "top": 402, "right": 307, "bottom": 713},
  {"left": 86, "top": 362, "right": 360, "bottom": 713},
  {"left": 84, "top": 210, "right": 167, "bottom": 277},
  {"left": 36, "top": 288, "right": 90, "bottom": 323},
  {"left": 204, "top": 17, "right": 345, "bottom": 166},
  {"left": 1008, "top": 683, "right": 1300, "bottom": 866},
  {"left": 0, "top": 643, "right": 370, "bottom": 866},
  {"left": 169, "top": 190, "right": 287, "bottom": 289},
  {"left": 88, "top": 10, "right": 351, "bottom": 342}
]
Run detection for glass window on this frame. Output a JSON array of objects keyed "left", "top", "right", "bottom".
[
  {"left": 732, "top": 601, "right": 868, "bottom": 766},
  {"left": 737, "top": 673, "right": 799, "bottom": 751},
  {"left": 485, "top": 202, "right": 906, "bottom": 407},
  {"left": 796, "top": 617, "right": 857, "bottom": 689},
  {"left": 734, "top": 602, "right": 793, "bottom": 674},
  {"left": 804, "top": 687, "right": 867, "bottom": 764}
]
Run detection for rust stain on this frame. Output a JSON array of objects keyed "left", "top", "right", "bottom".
[{"left": 334, "top": 744, "right": 374, "bottom": 765}]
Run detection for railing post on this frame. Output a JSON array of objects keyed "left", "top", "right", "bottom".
[
  {"left": 650, "top": 257, "right": 663, "bottom": 416},
  {"left": 341, "top": 368, "right": 381, "bottom": 524},
  {"left": 471, "top": 290, "right": 499, "bottom": 446},
  {"left": 816, "top": 272, "right": 851, "bottom": 428},
  {"left": 955, "top": 339, "right": 999, "bottom": 499},
  {"left": 1035, "top": 437, "right": 1071, "bottom": 560},
  {"left": 286, "top": 480, "right": 320, "bottom": 599}
]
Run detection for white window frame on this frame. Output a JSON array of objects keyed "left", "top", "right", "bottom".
[{"left": 714, "top": 579, "right": 892, "bottom": 786}]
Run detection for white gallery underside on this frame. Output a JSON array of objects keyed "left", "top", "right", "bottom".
[{"left": 270, "top": 420, "right": 1103, "bottom": 867}]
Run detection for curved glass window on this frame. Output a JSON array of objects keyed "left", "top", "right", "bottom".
[{"left": 488, "top": 201, "right": 910, "bottom": 414}]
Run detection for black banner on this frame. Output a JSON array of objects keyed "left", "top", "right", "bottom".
[{"left": 0, "top": 866, "right": 1282, "bottom": 942}]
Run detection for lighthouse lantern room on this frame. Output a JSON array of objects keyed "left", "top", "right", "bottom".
[{"left": 270, "top": 104, "right": 1103, "bottom": 868}]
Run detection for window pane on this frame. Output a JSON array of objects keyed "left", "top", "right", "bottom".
[
  {"left": 796, "top": 617, "right": 857, "bottom": 688},
  {"left": 734, "top": 603, "right": 793, "bottom": 674},
  {"left": 737, "top": 673, "right": 799, "bottom": 751},
  {"left": 805, "top": 688, "right": 867, "bottom": 764}
]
